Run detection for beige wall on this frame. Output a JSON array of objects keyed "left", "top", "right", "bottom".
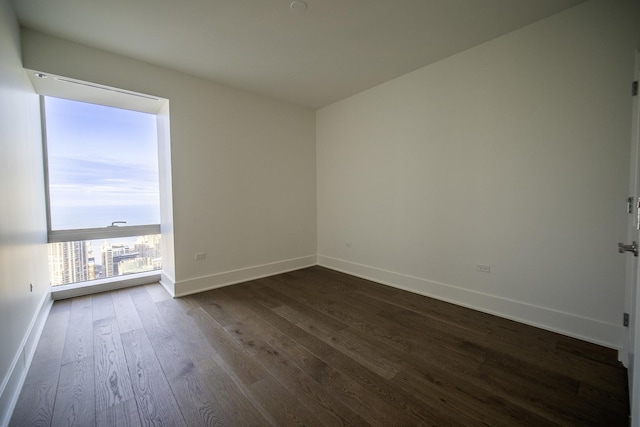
[
  {"left": 0, "top": 0, "right": 51, "bottom": 422},
  {"left": 317, "top": 0, "right": 639, "bottom": 348},
  {"left": 20, "top": 29, "right": 318, "bottom": 296}
]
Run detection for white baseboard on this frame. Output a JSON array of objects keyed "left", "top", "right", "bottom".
[
  {"left": 159, "top": 271, "right": 176, "bottom": 297},
  {"left": 174, "top": 255, "right": 318, "bottom": 297},
  {"left": 0, "top": 291, "right": 53, "bottom": 427},
  {"left": 317, "top": 255, "right": 623, "bottom": 350}
]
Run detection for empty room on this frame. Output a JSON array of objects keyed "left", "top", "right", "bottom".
[{"left": 2, "top": 0, "right": 640, "bottom": 425}]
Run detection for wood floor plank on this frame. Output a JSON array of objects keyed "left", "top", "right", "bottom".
[
  {"left": 182, "top": 297, "right": 278, "bottom": 425},
  {"left": 186, "top": 299, "right": 268, "bottom": 386},
  {"left": 195, "top": 356, "right": 275, "bottom": 427},
  {"left": 392, "top": 365, "right": 558, "bottom": 427},
  {"left": 144, "top": 282, "right": 171, "bottom": 302},
  {"left": 258, "top": 279, "right": 487, "bottom": 373},
  {"left": 92, "top": 292, "right": 116, "bottom": 322},
  {"left": 120, "top": 328, "right": 186, "bottom": 426},
  {"left": 51, "top": 356, "right": 96, "bottom": 427},
  {"left": 355, "top": 275, "right": 563, "bottom": 357},
  {"left": 10, "top": 267, "right": 630, "bottom": 426},
  {"left": 210, "top": 288, "right": 370, "bottom": 426},
  {"left": 112, "top": 289, "right": 143, "bottom": 334},
  {"left": 249, "top": 375, "right": 324, "bottom": 427},
  {"left": 143, "top": 295, "right": 258, "bottom": 426},
  {"left": 93, "top": 316, "right": 135, "bottom": 412},
  {"left": 171, "top": 295, "right": 274, "bottom": 427},
  {"left": 197, "top": 291, "right": 242, "bottom": 327},
  {"left": 61, "top": 295, "right": 93, "bottom": 365},
  {"left": 149, "top": 334, "right": 231, "bottom": 427},
  {"left": 128, "top": 286, "right": 173, "bottom": 341},
  {"left": 475, "top": 356, "right": 622, "bottom": 425},
  {"left": 219, "top": 288, "right": 398, "bottom": 426},
  {"left": 149, "top": 297, "right": 257, "bottom": 425},
  {"left": 223, "top": 317, "right": 369, "bottom": 426},
  {"left": 155, "top": 300, "right": 220, "bottom": 364},
  {"left": 307, "top": 267, "right": 631, "bottom": 424},
  {"left": 578, "top": 380, "right": 630, "bottom": 417},
  {"left": 224, "top": 285, "right": 453, "bottom": 426},
  {"left": 313, "top": 268, "right": 400, "bottom": 300},
  {"left": 273, "top": 304, "right": 403, "bottom": 380},
  {"left": 250, "top": 278, "right": 350, "bottom": 332},
  {"left": 392, "top": 303, "right": 630, "bottom": 408},
  {"left": 96, "top": 399, "right": 141, "bottom": 427}
]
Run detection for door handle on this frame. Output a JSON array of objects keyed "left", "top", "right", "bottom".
[{"left": 618, "top": 241, "right": 639, "bottom": 257}]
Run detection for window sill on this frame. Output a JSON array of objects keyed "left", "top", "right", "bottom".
[{"left": 51, "top": 270, "right": 161, "bottom": 300}]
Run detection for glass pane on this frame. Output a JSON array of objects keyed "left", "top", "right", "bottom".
[
  {"left": 48, "top": 235, "right": 162, "bottom": 286},
  {"left": 45, "top": 97, "right": 160, "bottom": 230}
]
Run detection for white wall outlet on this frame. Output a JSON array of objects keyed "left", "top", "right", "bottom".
[
  {"left": 345, "top": 242, "right": 352, "bottom": 248},
  {"left": 195, "top": 252, "right": 206, "bottom": 261},
  {"left": 476, "top": 264, "right": 491, "bottom": 273}
]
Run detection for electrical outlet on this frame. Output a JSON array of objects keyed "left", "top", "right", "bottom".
[
  {"left": 195, "top": 253, "right": 206, "bottom": 261},
  {"left": 476, "top": 264, "right": 491, "bottom": 273},
  {"left": 345, "top": 242, "right": 352, "bottom": 248}
]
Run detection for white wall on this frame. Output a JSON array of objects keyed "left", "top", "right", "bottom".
[
  {"left": 0, "top": 0, "right": 51, "bottom": 423},
  {"left": 317, "top": 0, "right": 639, "bottom": 348},
  {"left": 156, "top": 101, "right": 176, "bottom": 293},
  {"left": 21, "top": 29, "right": 318, "bottom": 296}
]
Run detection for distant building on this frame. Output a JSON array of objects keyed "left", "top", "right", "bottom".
[
  {"left": 48, "top": 241, "right": 89, "bottom": 285},
  {"left": 87, "top": 243, "right": 95, "bottom": 280},
  {"left": 118, "top": 257, "right": 158, "bottom": 275},
  {"left": 134, "top": 235, "right": 161, "bottom": 259},
  {"left": 102, "top": 241, "right": 114, "bottom": 278},
  {"left": 113, "top": 252, "right": 138, "bottom": 276}
]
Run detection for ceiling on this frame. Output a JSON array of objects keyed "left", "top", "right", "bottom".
[{"left": 11, "top": 0, "right": 586, "bottom": 109}]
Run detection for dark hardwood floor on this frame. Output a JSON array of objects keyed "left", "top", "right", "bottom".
[{"left": 9, "top": 266, "right": 629, "bottom": 426}]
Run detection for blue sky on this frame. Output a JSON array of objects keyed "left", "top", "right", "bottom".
[{"left": 45, "top": 97, "right": 160, "bottom": 230}]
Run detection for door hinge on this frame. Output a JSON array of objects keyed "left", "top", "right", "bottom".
[
  {"left": 627, "top": 196, "right": 634, "bottom": 214},
  {"left": 624, "top": 312, "right": 630, "bottom": 327},
  {"left": 633, "top": 81, "right": 638, "bottom": 96}
]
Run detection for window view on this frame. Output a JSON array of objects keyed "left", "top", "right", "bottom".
[
  {"left": 43, "top": 97, "right": 162, "bottom": 286},
  {"left": 47, "top": 235, "right": 161, "bottom": 286}
]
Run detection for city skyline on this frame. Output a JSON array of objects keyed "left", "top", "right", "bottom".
[{"left": 48, "top": 235, "right": 161, "bottom": 286}]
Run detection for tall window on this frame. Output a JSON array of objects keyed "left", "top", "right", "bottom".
[{"left": 43, "top": 97, "right": 162, "bottom": 286}]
